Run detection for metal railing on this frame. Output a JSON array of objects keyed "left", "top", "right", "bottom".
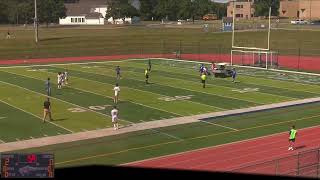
[{"left": 232, "top": 147, "right": 320, "bottom": 178}]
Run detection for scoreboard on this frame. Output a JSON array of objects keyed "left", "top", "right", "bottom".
[{"left": 1, "top": 153, "right": 54, "bottom": 178}]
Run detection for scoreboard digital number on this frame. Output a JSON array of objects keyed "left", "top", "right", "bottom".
[{"left": 1, "top": 153, "right": 54, "bottom": 178}]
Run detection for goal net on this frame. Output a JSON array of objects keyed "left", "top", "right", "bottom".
[{"left": 231, "top": 49, "right": 278, "bottom": 69}]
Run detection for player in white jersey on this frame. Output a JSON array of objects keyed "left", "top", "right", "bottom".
[
  {"left": 111, "top": 106, "right": 119, "bottom": 130},
  {"left": 113, "top": 83, "right": 120, "bottom": 104},
  {"left": 64, "top": 69, "right": 69, "bottom": 85},
  {"left": 57, "top": 72, "right": 62, "bottom": 89},
  {"left": 61, "top": 72, "right": 65, "bottom": 86}
]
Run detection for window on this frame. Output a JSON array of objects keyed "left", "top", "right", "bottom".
[
  {"left": 75, "top": 18, "right": 78, "bottom": 22},
  {"left": 236, "top": 5, "right": 243, "bottom": 8},
  {"left": 236, "top": 14, "right": 243, "bottom": 18},
  {"left": 82, "top": 18, "right": 85, "bottom": 22},
  {"left": 71, "top": 18, "right": 74, "bottom": 23},
  {"left": 78, "top": 18, "right": 81, "bottom": 22}
]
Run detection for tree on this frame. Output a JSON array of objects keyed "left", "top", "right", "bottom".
[
  {"left": 106, "top": 0, "right": 139, "bottom": 23},
  {"left": 0, "top": 0, "right": 9, "bottom": 23},
  {"left": 38, "top": 0, "right": 66, "bottom": 26},
  {"left": 139, "top": 0, "right": 157, "bottom": 20},
  {"left": 254, "top": 0, "right": 280, "bottom": 17}
]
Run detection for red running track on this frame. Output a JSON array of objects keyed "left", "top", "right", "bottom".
[
  {"left": 125, "top": 125, "right": 320, "bottom": 174},
  {"left": 0, "top": 53, "right": 320, "bottom": 72}
]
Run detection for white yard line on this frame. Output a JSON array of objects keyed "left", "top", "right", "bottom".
[
  {"left": 0, "top": 117, "right": 7, "bottom": 120},
  {"left": 199, "top": 120, "right": 239, "bottom": 131},
  {"left": 0, "top": 99, "right": 74, "bottom": 133},
  {"left": 139, "top": 120, "right": 183, "bottom": 141},
  {"left": 0, "top": 59, "right": 145, "bottom": 69}
]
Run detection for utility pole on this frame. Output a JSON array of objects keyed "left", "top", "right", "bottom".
[{"left": 34, "top": 0, "right": 39, "bottom": 43}]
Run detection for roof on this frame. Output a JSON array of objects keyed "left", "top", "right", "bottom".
[
  {"left": 64, "top": 0, "right": 107, "bottom": 17},
  {"left": 222, "top": 17, "right": 233, "bottom": 23},
  {"left": 65, "top": 3, "right": 89, "bottom": 16},
  {"left": 85, "top": 12, "right": 103, "bottom": 19}
]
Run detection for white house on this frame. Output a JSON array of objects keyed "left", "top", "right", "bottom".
[
  {"left": 59, "top": 2, "right": 107, "bottom": 25},
  {"left": 59, "top": 0, "right": 137, "bottom": 25}
]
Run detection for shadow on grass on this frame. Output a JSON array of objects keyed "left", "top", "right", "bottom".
[{"left": 52, "top": 118, "right": 68, "bottom": 122}]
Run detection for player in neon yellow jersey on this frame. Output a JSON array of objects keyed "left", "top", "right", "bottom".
[
  {"left": 288, "top": 125, "right": 297, "bottom": 150},
  {"left": 201, "top": 73, "right": 206, "bottom": 88}
]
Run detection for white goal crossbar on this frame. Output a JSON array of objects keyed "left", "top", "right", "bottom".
[{"left": 231, "top": 49, "right": 278, "bottom": 69}]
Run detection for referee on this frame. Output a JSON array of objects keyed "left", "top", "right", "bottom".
[
  {"left": 201, "top": 73, "right": 206, "bottom": 88},
  {"left": 288, "top": 125, "right": 297, "bottom": 151},
  {"left": 43, "top": 98, "right": 53, "bottom": 123}
]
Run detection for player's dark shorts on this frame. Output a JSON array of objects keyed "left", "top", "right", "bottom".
[
  {"left": 146, "top": 75, "right": 149, "bottom": 79},
  {"left": 202, "top": 80, "right": 205, "bottom": 84},
  {"left": 289, "top": 139, "right": 295, "bottom": 142}
]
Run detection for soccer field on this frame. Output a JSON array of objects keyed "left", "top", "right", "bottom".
[{"left": 1, "top": 58, "right": 320, "bottom": 169}]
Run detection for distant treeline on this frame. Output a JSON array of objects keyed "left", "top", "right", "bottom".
[
  {"left": 0, "top": 0, "right": 66, "bottom": 25},
  {"left": 0, "top": 0, "right": 279, "bottom": 24}
]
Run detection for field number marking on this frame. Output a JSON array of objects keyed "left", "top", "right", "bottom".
[
  {"left": 158, "top": 95, "right": 194, "bottom": 102},
  {"left": 232, "top": 88, "right": 259, "bottom": 93},
  {"left": 68, "top": 105, "right": 111, "bottom": 113}
]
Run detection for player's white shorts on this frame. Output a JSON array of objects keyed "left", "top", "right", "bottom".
[
  {"left": 112, "top": 116, "right": 118, "bottom": 123},
  {"left": 115, "top": 92, "right": 119, "bottom": 96}
]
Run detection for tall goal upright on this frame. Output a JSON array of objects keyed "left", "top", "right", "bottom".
[{"left": 230, "top": 3, "right": 276, "bottom": 69}]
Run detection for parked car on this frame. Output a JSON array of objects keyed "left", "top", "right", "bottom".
[
  {"left": 290, "top": 19, "right": 308, "bottom": 25},
  {"left": 203, "top": 14, "right": 217, "bottom": 21}
]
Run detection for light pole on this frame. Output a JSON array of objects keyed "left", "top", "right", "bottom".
[{"left": 34, "top": 0, "right": 38, "bottom": 43}]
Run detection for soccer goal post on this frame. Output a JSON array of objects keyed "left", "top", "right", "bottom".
[{"left": 230, "top": 49, "right": 278, "bottom": 69}]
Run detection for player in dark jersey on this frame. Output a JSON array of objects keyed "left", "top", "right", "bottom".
[
  {"left": 148, "top": 59, "right": 152, "bottom": 71},
  {"left": 43, "top": 98, "right": 53, "bottom": 123},
  {"left": 115, "top": 66, "right": 121, "bottom": 80},
  {"left": 145, "top": 69, "right": 149, "bottom": 84}
]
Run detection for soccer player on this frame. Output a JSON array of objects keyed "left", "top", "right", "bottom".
[
  {"left": 199, "top": 64, "right": 204, "bottom": 76},
  {"left": 61, "top": 72, "right": 65, "bottom": 86},
  {"left": 201, "top": 73, "right": 206, "bottom": 88},
  {"left": 43, "top": 98, "right": 53, "bottom": 123},
  {"left": 111, "top": 106, "right": 119, "bottom": 130},
  {"left": 145, "top": 69, "right": 149, "bottom": 84},
  {"left": 231, "top": 68, "right": 237, "bottom": 83},
  {"left": 45, "top": 78, "right": 51, "bottom": 96},
  {"left": 64, "top": 69, "right": 69, "bottom": 85},
  {"left": 288, "top": 125, "right": 297, "bottom": 150},
  {"left": 57, "top": 72, "right": 62, "bottom": 89},
  {"left": 115, "top": 66, "right": 121, "bottom": 80},
  {"left": 113, "top": 83, "right": 120, "bottom": 104},
  {"left": 148, "top": 59, "right": 152, "bottom": 71}
]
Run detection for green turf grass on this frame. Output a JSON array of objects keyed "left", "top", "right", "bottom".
[
  {"left": 9, "top": 102, "right": 320, "bottom": 167},
  {"left": 66, "top": 62, "right": 297, "bottom": 104},
  {"left": 0, "top": 101, "right": 69, "bottom": 142},
  {"left": 0, "top": 27, "right": 320, "bottom": 60},
  {"left": 101, "top": 60, "right": 319, "bottom": 99},
  {"left": 0, "top": 78, "right": 120, "bottom": 132},
  {"left": 0, "top": 69, "right": 180, "bottom": 122}
]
